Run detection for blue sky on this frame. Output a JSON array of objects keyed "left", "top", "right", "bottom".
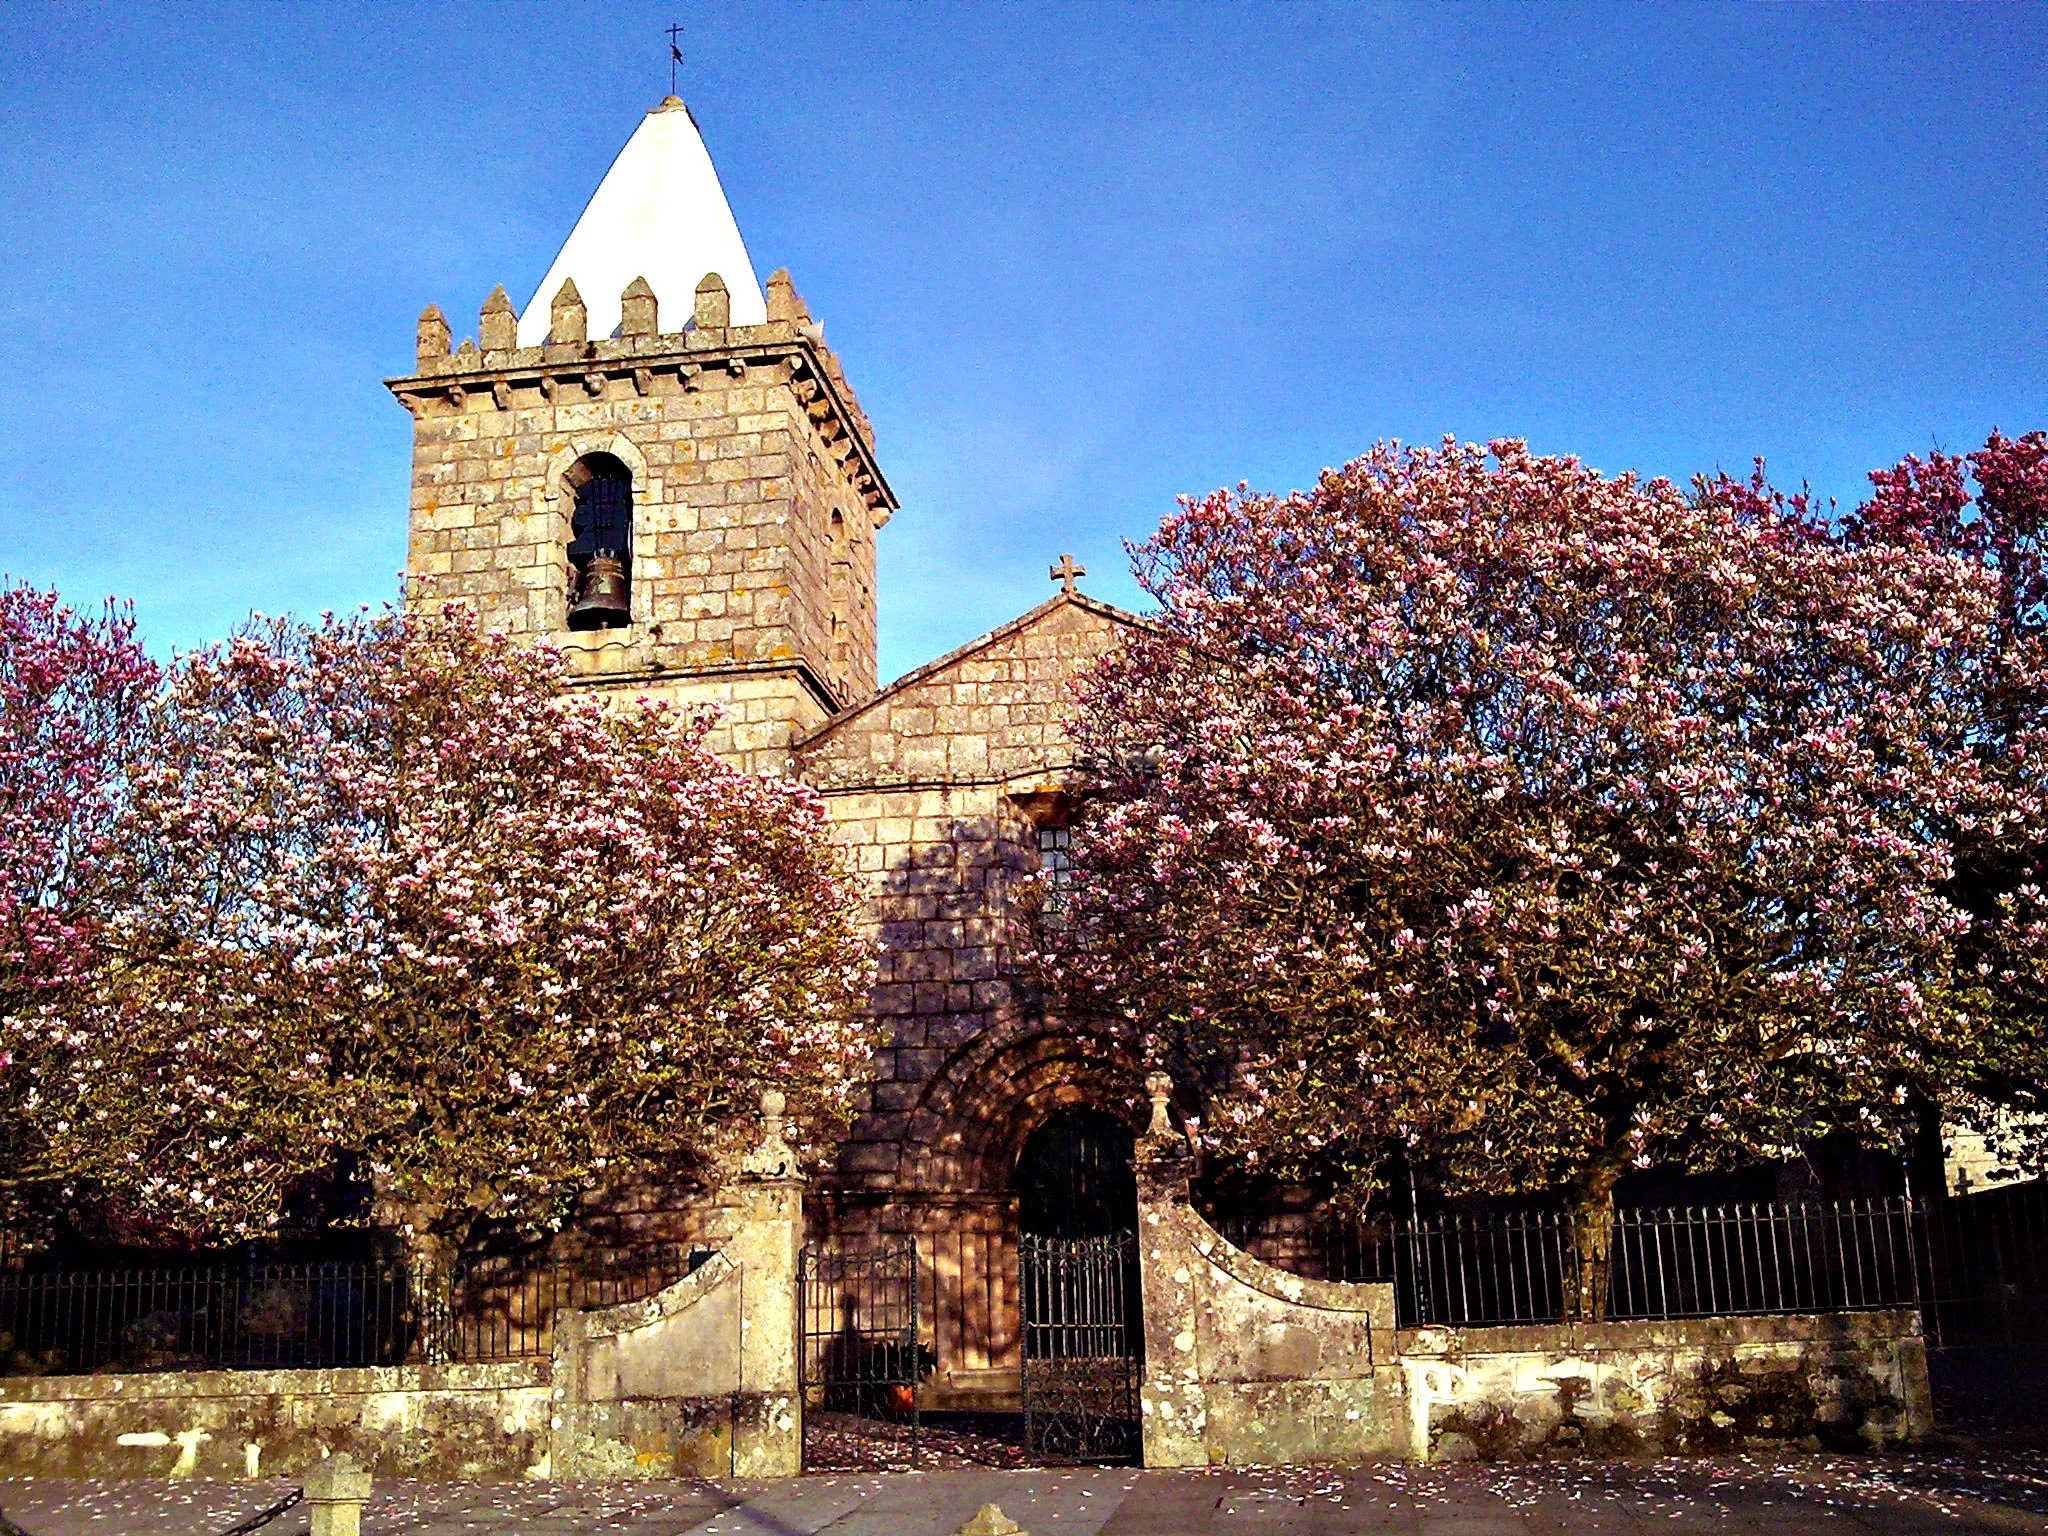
[{"left": 1, "top": 2, "right": 2042, "bottom": 680}]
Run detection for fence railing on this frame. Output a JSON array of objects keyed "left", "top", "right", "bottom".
[
  {"left": 1397, "top": 1202, "right": 1926, "bottom": 1328},
  {"left": 9, "top": 1185, "right": 2046, "bottom": 1377},
  {"left": 0, "top": 1242, "right": 707, "bottom": 1376},
  {"left": 1216, "top": 1184, "right": 2048, "bottom": 1340}
]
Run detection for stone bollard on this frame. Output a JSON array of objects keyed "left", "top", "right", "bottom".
[
  {"left": 304, "top": 1453, "right": 371, "bottom": 1536},
  {"left": 956, "top": 1506, "right": 1026, "bottom": 1535}
]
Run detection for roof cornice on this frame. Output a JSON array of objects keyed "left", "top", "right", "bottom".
[{"left": 385, "top": 322, "right": 897, "bottom": 518}]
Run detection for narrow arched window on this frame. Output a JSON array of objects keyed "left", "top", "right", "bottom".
[
  {"left": 566, "top": 453, "right": 633, "bottom": 630},
  {"left": 827, "top": 508, "right": 853, "bottom": 668}
]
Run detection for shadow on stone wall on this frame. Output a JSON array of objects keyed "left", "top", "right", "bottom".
[{"left": 837, "top": 812, "right": 1141, "bottom": 1198}]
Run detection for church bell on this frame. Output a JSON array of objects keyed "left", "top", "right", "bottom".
[{"left": 569, "top": 552, "right": 631, "bottom": 630}]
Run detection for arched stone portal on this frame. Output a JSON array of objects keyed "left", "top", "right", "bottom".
[{"left": 810, "top": 1023, "right": 1145, "bottom": 1410}]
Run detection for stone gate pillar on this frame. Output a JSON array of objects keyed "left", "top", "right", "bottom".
[
  {"left": 729, "top": 1089, "right": 805, "bottom": 1476},
  {"left": 1133, "top": 1071, "right": 1205, "bottom": 1468}
]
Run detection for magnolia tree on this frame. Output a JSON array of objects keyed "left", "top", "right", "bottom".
[
  {"left": 17, "top": 604, "right": 872, "bottom": 1265},
  {"left": 1846, "top": 430, "right": 2048, "bottom": 1177},
  {"left": 1046, "top": 439, "right": 2002, "bottom": 1288},
  {"left": 0, "top": 586, "right": 159, "bottom": 1227}
]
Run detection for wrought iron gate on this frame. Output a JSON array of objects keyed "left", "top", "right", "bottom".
[
  {"left": 1020, "top": 1230, "right": 1141, "bottom": 1464},
  {"left": 799, "top": 1238, "right": 922, "bottom": 1467}
]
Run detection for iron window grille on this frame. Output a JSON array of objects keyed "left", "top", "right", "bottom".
[{"left": 1037, "top": 825, "right": 1073, "bottom": 922}]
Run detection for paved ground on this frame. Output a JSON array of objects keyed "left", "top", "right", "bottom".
[{"left": 4, "top": 1452, "right": 2047, "bottom": 1536}]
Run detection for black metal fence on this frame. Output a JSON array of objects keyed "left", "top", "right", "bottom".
[
  {"left": 1396, "top": 1202, "right": 1928, "bottom": 1328},
  {"left": 1218, "top": 1185, "right": 2048, "bottom": 1341},
  {"left": 799, "top": 1238, "right": 922, "bottom": 1466},
  {"left": 0, "top": 1242, "right": 705, "bottom": 1375}
]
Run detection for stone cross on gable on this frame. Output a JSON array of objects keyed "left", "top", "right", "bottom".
[{"left": 1049, "top": 554, "right": 1085, "bottom": 595}]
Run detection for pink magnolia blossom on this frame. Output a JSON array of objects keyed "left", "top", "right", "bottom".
[
  {"left": 1046, "top": 439, "right": 2003, "bottom": 1222},
  {"left": 0, "top": 584, "right": 158, "bottom": 1226},
  {"left": 12, "top": 602, "right": 872, "bottom": 1259},
  {"left": 1847, "top": 430, "right": 2048, "bottom": 1178}
]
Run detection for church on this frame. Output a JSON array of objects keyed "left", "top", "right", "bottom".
[{"left": 389, "top": 94, "right": 1147, "bottom": 1410}]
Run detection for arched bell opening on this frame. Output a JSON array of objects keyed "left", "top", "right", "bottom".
[
  {"left": 565, "top": 452, "right": 634, "bottom": 630},
  {"left": 1014, "top": 1105, "right": 1136, "bottom": 1241}
]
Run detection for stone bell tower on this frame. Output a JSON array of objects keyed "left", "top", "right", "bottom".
[{"left": 387, "top": 96, "right": 894, "bottom": 772}]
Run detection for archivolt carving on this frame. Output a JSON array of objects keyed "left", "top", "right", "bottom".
[{"left": 891, "top": 1014, "right": 1145, "bottom": 1193}]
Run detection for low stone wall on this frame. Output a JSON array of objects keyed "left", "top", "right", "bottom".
[
  {"left": 1131, "top": 1077, "right": 1935, "bottom": 1467},
  {"left": 0, "top": 1098, "right": 806, "bottom": 1483},
  {"left": 1138, "top": 1199, "right": 1407, "bottom": 1467},
  {"left": 1399, "top": 1310, "right": 1932, "bottom": 1461},
  {"left": 0, "top": 1361, "right": 549, "bottom": 1480}
]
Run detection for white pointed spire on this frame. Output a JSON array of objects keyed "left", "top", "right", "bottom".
[{"left": 518, "top": 97, "right": 766, "bottom": 346}]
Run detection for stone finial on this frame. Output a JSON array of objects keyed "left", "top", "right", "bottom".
[
  {"left": 620, "top": 276, "right": 658, "bottom": 337},
  {"left": 304, "top": 1453, "right": 371, "bottom": 1536},
  {"left": 1146, "top": 1071, "right": 1175, "bottom": 1138},
  {"left": 765, "top": 267, "right": 809, "bottom": 324},
  {"left": 1137, "top": 1069, "right": 1195, "bottom": 1202},
  {"left": 549, "top": 278, "right": 588, "bottom": 345},
  {"left": 480, "top": 285, "right": 517, "bottom": 351},
  {"left": 415, "top": 304, "right": 449, "bottom": 365},
  {"left": 693, "top": 271, "right": 730, "bottom": 330},
  {"left": 956, "top": 1506, "right": 1026, "bottom": 1536},
  {"left": 742, "top": 1086, "right": 796, "bottom": 1178}
]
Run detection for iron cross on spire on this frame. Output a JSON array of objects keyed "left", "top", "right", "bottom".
[
  {"left": 1050, "top": 553, "right": 1085, "bottom": 594},
  {"left": 667, "top": 21, "right": 684, "bottom": 96}
]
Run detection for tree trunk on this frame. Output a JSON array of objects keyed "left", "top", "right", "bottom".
[
  {"left": 1905, "top": 1093, "right": 1950, "bottom": 1203},
  {"left": 404, "top": 1227, "right": 460, "bottom": 1364},
  {"left": 1565, "top": 1166, "right": 1621, "bottom": 1323},
  {"left": 372, "top": 1181, "right": 460, "bottom": 1364}
]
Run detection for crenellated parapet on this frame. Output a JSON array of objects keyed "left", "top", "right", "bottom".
[{"left": 387, "top": 269, "right": 893, "bottom": 526}]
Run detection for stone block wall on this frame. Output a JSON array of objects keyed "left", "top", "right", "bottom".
[
  {"left": 793, "top": 595, "right": 1147, "bottom": 1405},
  {"left": 0, "top": 1362, "right": 550, "bottom": 1480},
  {"left": 796, "top": 593, "right": 1146, "bottom": 1198},
  {"left": 1397, "top": 1311, "right": 1931, "bottom": 1460},
  {"left": 812, "top": 782, "right": 1039, "bottom": 1188},
  {"left": 575, "top": 665, "right": 835, "bottom": 776},
  {"left": 797, "top": 592, "right": 1134, "bottom": 793}
]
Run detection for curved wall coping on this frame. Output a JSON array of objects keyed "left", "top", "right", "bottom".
[
  {"left": 1171, "top": 1203, "right": 1393, "bottom": 1316},
  {"left": 579, "top": 1251, "right": 739, "bottom": 1343}
]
